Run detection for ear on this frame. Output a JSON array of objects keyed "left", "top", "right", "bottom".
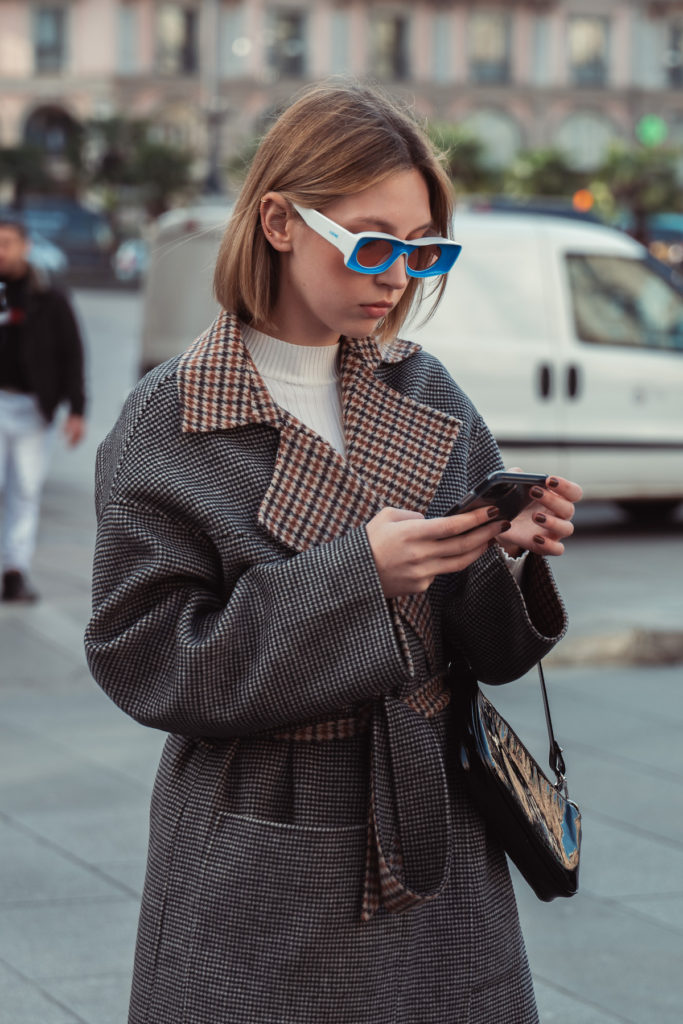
[{"left": 260, "top": 192, "right": 296, "bottom": 253}]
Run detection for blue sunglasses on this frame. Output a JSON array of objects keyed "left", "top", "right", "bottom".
[{"left": 292, "top": 203, "right": 462, "bottom": 278}]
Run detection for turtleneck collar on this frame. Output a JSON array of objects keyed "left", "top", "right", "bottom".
[{"left": 241, "top": 323, "right": 340, "bottom": 385}]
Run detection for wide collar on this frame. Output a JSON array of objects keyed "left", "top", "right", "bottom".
[
  {"left": 178, "top": 311, "right": 462, "bottom": 671},
  {"left": 178, "top": 310, "right": 422, "bottom": 435}
]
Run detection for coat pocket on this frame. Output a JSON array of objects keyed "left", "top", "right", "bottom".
[{"left": 180, "top": 812, "right": 399, "bottom": 1023}]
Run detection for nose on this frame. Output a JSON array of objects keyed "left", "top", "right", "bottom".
[{"left": 376, "top": 252, "right": 409, "bottom": 290}]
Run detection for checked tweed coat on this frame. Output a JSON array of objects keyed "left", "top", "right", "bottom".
[{"left": 85, "top": 312, "right": 567, "bottom": 1024}]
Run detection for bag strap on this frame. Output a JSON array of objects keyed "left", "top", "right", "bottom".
[{"left": 537, "top": 661, "right": 568, "bottom": 793}]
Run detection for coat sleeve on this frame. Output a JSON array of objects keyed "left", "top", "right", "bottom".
[
  {"left": 85, "top": 494, "right": 411, "bottom": 739},
  {"left": 442, "top": 414, "right": 568, "bottom": 684},
  {"left": 54, "top": 290, "right": 86, "bottom": 416}
]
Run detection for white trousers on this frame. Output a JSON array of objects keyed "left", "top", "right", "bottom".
[{"left": 0, "top": 391, "right": 54, "bottom": 573}]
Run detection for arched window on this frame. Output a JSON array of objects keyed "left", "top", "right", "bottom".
[
  {"left": 24, "top": 106, "right": 80, "bottom": 157},
  {"left": 461, "top": 109, "right": 522, "bottom": 169},
  {"left": 555, "top": 111, "right": 618, "bottom": 171}
]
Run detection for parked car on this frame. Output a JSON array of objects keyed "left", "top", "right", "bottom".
[
  {"left": 139, "top": 207, "right": 683, "bottom": 519},
  {"left": 0, "top": 198, "right": 115, "bottom": 278},
  {"left": 462, "top": 194, "right": 605, "bottom": 225},
  {"left": 140, "top": 202, "right": 230, "bottom": 372}
]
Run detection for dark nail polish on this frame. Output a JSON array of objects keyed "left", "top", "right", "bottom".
[
  {"left": 534, "top": 512, "right": 547, "bottom": 525},
  {"left": 487, "top": 506, "right": 500, "bottom": 519},
  {"left": 500, "top": 521, "right": 511, "bottom": 532},
  {"left": 534, "top": 534, "right": 546, "bottom": 545},
  {"left": 548, "top": 477, "right": 560, "bottom": 488},
  {"left": 530, "top": 487, "right": 544, "bottom": 499}
]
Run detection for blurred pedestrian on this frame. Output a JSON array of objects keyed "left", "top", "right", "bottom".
[
  {"left": 85, "top": 82, "right": 581, "bottom": 1023},
  {"left": 0, "top": 218, "right": 86, "bottom": 602}
]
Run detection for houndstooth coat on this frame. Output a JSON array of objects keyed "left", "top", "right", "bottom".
[{"left": 85, "top": 312, "right": 567, "bottom": 1024}]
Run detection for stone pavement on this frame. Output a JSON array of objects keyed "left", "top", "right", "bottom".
[
  {"left": 3, "top": 472, "right": 683, "bottom": 1023},
  {"left": 1, "top": 288, "right": 682, "bottom": 1022}
]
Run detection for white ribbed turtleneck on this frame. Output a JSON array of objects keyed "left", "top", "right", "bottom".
[{"left": 241, "top": 323, "right": 345, "bottom": 454}]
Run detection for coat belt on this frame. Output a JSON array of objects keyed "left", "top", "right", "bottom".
[{"left": 271, "top": 672, "right": 452, "bottom": 921}]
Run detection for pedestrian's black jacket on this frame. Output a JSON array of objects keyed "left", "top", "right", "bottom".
[{"left": 2, "top": 266, "right": 86, "bottom": 423}]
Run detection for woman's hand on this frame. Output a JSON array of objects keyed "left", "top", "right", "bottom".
[
  {"left": 498, "top": 475, "right": 583, "bottom": 557},
  {"left": 366, "top": 505, "right": 511, "bottom": 598}
]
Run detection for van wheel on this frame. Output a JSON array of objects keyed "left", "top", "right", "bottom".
[{"left": 617, "top": 499, "right": 681, "bottom": 524}]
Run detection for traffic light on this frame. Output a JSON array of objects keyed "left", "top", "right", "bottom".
[
  {"left": 636, "top": 114, "right": 668, "bottom": 147},
  {"left": 572, "top": 189, "right": 594, "bottom": 213}
]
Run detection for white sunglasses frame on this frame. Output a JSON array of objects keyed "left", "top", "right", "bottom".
[{"left": 291, "top": 203, "right": 461, "bottom": 278}]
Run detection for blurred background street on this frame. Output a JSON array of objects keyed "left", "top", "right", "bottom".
[{"left": 0, "top": 285, "right": 681, "bottom": 1023}]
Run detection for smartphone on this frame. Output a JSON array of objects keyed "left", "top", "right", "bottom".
[{"left": 442, "top": 470, "right": 548, "bottom": 522}]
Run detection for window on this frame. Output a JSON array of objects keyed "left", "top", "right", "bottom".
[
  {"left": 220, "top": 5, "right": 250, "bottom": 78},
  {"left": 267, "top": 10, "right": 307, "bottom": 79},
  {"left": 666, "top": 23, "right": 683, "bottom": 88},
  {"left": 567, "top": 255, "right": 683, "bottom": 351},
  {"left": 369, "top": 13, "right": 409, "bottom": 81},
  {"left": 568, "top": 17, "right": 609, "bottom": 88},
  {"left": 157, "top": 4, "right": 198, "bottom": 75},
  {"left": 469, "top": 11, "right": 510, "bottom": 85},
  {"left": 118, "top": 4, "right": 139, "bottom": 74},
  {"left": 34, "top": 6, "right": 67, "bottom": 73},
  {"left": 330, "top": 9, "right": 350, "bottom": 76},
  {"left": 432, "top": 11, "right": 450, "bottom": 84}
]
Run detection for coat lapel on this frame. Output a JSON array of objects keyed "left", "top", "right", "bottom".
[
  {"left": 341, "top": 335, "right": 461, "bottom": 514},
  {"left": 178, "top": 312, "right": 462, "bottom": 671}
]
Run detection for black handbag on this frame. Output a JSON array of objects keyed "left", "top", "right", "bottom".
[{"left": 456, "top": 661, "right": 581, "bottom": 902}]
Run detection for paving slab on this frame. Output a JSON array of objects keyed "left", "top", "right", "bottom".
[
  {"left": 533, "top": 977, "right": 631, "bottom": 1024},
  {"left": 0, "top": 614, "right": 83, "bottom": 685},
  {"left": 41, "top": 972, "right": 133, "bottom": 1024},
  {"left": 575, "top": 816, "right": 683, "bottom": 899},
  {"left": 0, "top": 962, "right": 82, "bottom": 1024},
  {"left": 0, "top": 819, "right": 126, "bottom": 905},
  {"left": 0, "top": 755, "right": 154, "bottom": 817},
  {"left": 0, "top": 899, "right": 139, "bottom": 982},
  {"left": 92, "top": 860, "right": 147, "bottom": 899},
  {"left": 13, "top": 805, "right": 151, "bottom": 867},
  {"left": 516, "top": 887, "right": 683, "bottom": 1024},
  {"left": 619, "top": 892, "right": 683, "bottom": 932}
]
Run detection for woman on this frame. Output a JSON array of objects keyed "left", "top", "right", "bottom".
[{"left": 85, "top": 82, "right": 581, "bottom": 1023}]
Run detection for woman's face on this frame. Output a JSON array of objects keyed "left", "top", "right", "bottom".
[{"left": 267, "top": 168, "right": 433, "bottom": 346}]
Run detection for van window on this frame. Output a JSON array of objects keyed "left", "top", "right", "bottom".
[{"left": 566, "top": 254, "right": 683, "bottom": 351}]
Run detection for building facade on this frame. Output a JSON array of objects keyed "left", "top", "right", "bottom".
[{"left": 3, "top": 0, "right": 683, "bottom": 181}]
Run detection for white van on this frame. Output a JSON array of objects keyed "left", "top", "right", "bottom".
[
  {"left": 140, "top": 207, "right": 683, "bottom": 519},
  {"left": 140, "top": 202, "right": 229, "bottom": 373}
]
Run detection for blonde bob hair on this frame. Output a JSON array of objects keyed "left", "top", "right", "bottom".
[{"left": 214, "top": 81, "right": 454, "bottom": 343}]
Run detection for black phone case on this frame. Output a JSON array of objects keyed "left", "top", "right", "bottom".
[{"left": 444, "top": 471, "right": 547, "bottom": 521}]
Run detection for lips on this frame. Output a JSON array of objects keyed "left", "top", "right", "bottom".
[{"left": 360, "top": 302, "right": 393, "bottom": 318}]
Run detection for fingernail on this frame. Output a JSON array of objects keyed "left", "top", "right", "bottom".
[
  {"left": 487, "top": 506, "right": 500, "bottom": 519},
  {"left": 534, "top": 512, "right": 547, "bottom": 525},
  {"left": 530, "top": 487, "right": 544, "bottom": 499},
  {"left": 548, "top": 477, "right": 560, "bottom": 488},
  {"left": 534, "top": 534, "right": 546, "bottom": 545},
  {"left": 500, "top": 521, "right": 511, "bottom": 532}
]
